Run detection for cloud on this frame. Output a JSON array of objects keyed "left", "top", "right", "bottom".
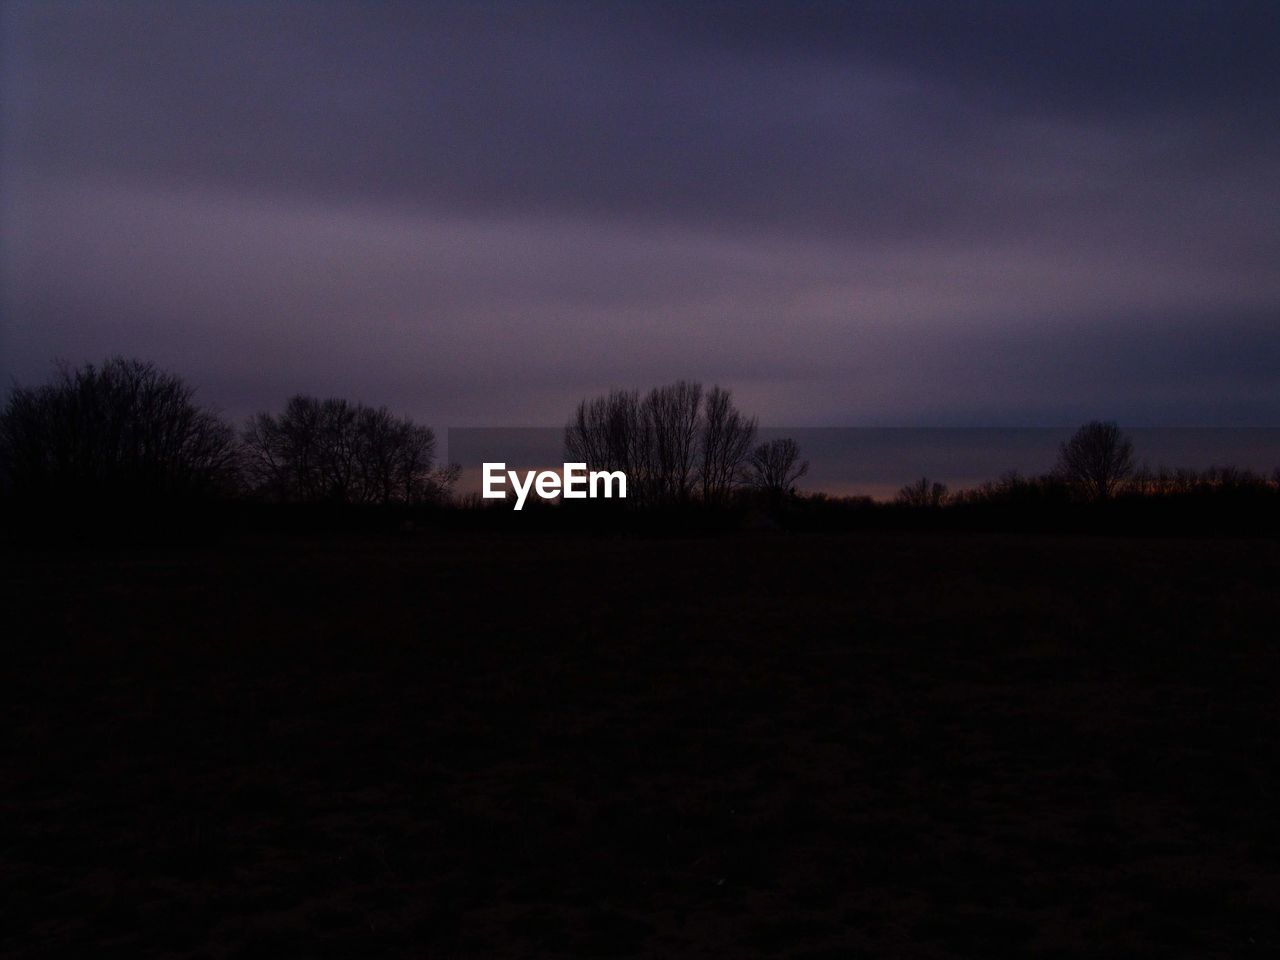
[{"left": 2, "top": 1, "right": 1278, "bottom": 428}]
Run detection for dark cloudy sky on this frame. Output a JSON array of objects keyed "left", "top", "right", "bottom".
[{"left": 3, "top": 1, "right": 1278, "bottom": 428}]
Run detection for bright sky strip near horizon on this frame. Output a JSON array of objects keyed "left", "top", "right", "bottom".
[
  {"left": 446, "top": 427, "right": 1280, "bottom": 499},
  {"left": 2, "top": 1, "right": 1279, "bottom": 433}
]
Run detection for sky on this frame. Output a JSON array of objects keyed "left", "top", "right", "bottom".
[{"left": 3, "top": 1, "right": 1279, "bottom": 431}]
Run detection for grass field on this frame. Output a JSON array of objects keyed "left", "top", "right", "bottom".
[{"left": 5, "top": 530, "right": 1280, "bottom": 957}]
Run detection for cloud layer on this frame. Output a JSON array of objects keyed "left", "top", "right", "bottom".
[{"left": 3, "top": 1, "right": 1278, "bottom": 427}]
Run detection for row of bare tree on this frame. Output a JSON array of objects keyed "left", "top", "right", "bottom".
[
  {"left": 0, "top": 361, "right": 809, "bottom": 508},
  {"left": 0, "top": 358, "right": 454, "bottom": 504},
  {"left": 9, "top": 362, "right": 1267, "bottom": 512},
  {"left": 563, "top": 380, "right": 809, "bottom": 506}
]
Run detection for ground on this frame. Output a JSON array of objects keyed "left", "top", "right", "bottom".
[{"left": 4, "top": 530, "right": 1280, "bottom": 957}]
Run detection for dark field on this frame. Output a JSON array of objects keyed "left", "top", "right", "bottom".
[{"left": 5, "top": 531, "right": 1280, "bottom": 957}]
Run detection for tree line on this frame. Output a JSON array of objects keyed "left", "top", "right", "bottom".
[
  {"left": 0, "top": 358, "right": 455, "bottom": 505},
  {"left": 0, "top": 360, "right": 813, "bottom": 510},
  {"left": 2, "top": 358, "right": 1276, "bottom": 519},
  {"left": 894, "top": 420, "right": 1280, "bottom": 508}
]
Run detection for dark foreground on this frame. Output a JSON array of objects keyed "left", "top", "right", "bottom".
[{"left": 4, "top": 531, "right": 1280, "bottom": 957}]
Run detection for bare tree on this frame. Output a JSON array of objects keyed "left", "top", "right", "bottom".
[
  {"left": 241, "top": 396, "right": 326, "bottom": 500},
  {"left": 241, "top": 395, "right": 451, "bottom": 503},
  {"left": 746, "top": 437, "right": 809, "bottom": 506},
  {"left": 699, "top": 386, "right": 757, "bottom": 504},
  {"left": 643, "top": 380, "right": 702, "bottom": 503},
  {"left": 0, "top": 357, "right": 236, "bottom": 500},
  {"left": 355, "top": 404, "right": 405, "bottom": 504},
  {"left": 565, "top": 382, "right": 699, "bottom": 506},
  {"left": 1055, "top": 420, "right": 1135, "bottom": 501},
  {"left": 566, "top": 381, "right": 772, "bottom": 508},
  {"left": 396, "top": 422, "right": 448, "bottom": 503},
  {"left": 896, "top": 476, "right": 948, "bottom": 508},
  {"left": 564, "top": 388, "right": 650, "bottom": 499},
  {"left": 318, "top": 398, "right": 360, "bottom": 501}
]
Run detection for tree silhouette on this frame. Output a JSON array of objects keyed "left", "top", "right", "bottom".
[
  {"left": 746, "top": 438, "right": 809, "bottom": 506},
  {"left": 1055, "top": 420, "right": 1135, "bottom": 501},
  {"left": 699, "top": 386, "right": 757, "bottom": 505},
  {"left": 642, "top": 380, "right": 703, "bottom": 503},
  {"left": 0, "top": 357, "right": 236, "bottom": 500},
  {"left": 242, "top": 395, "right": 452, "bottom": 503},
  {"left": 564, "top": 388, "right": 651, "bottom": 502},
  {"left": 896, "top": 476, "right": 948, "bottom": 508},
  {"left": 565, "top": 380, "right": 759, "bottom": 506}
]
